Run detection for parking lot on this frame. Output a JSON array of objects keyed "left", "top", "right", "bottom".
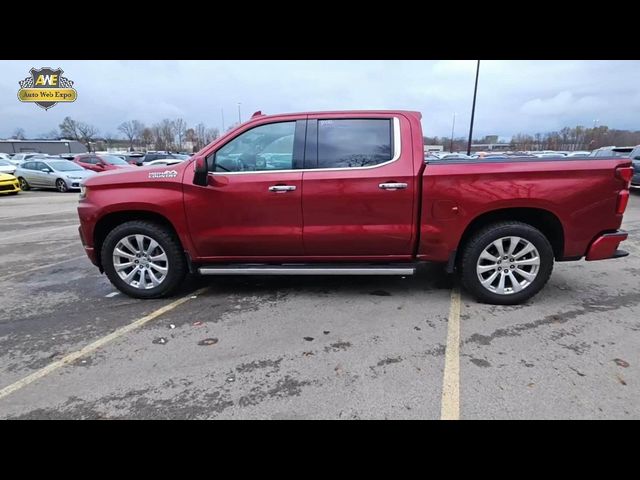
[{"left": 0, "top": 189, "right": 639, "bottom": 419}]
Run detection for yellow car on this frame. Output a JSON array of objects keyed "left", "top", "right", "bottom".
[{"left": 0, "top": 173, "right": 21, "bottom": 195}]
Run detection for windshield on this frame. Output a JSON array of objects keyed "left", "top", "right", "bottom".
[
  {"left": 46, "top": 160, "right": 85, "bottom": 172},
  {"left": 102, "top": 155, "right": 129, "bottom": 165}
]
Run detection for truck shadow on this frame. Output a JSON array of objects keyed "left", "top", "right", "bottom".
[{"left": 175, "top": 263, "right": 456, "bottom": 298}]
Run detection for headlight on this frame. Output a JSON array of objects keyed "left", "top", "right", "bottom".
[
  {"left": 79, "top": 185, "right": 88, "bottom": 199},
  {"left": 67, "top": 175, "right": 83, "bottom": 180}
]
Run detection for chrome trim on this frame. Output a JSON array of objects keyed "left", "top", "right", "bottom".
[
  {"left": 379, "top": 182, "right": 408, "bottom": 190},
  {"left": 198, "top": 266, "right": 415, "bottom": 276},
  {"left": 268, "top": 185, "right": 296, "bottom": 192},
  {"left": 209, "top": 117, "right": 402, "bottom": 175}
]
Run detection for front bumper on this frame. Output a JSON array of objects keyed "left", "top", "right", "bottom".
[
  {"left": 78, "top": 226, "right": 98, "bottom": 266},
  {"left": 0, "top": 177, "right": 20, "bottom": 194},
  {"left": 585, "top": 230, "right": 629, "bottom": 261}
]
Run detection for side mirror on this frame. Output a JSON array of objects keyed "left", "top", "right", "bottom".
[
  {"left": 193, "top": 155, "right": 208, "bottom": 186},
  {"left": 95, "top": 162, "right": 105, "bottom": 169}
]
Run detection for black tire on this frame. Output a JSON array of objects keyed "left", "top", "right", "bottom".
[
  {"left": 55, "top": 178, "right": 68, "bottom": 192},
  {"left": 18, "top": 177, "right": 30, "bottom": 191},
  {"left": 8, "top": 191, "right": 19, "bottom": 195},
  {"left": 460, "top": 221, "right": 554, "bottom": 305},
  {"left": 55, "top": 178, "right": 68, "bottom": 193},
  {"left": 101, "top": 221, "right": 187, "bottom": 299}
]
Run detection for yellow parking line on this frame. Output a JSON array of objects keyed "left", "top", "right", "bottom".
[
  {"left": 0, "top": 287, "right": 209, "bottom": 401},
  {"left": 440, "top": 288, "right": 461, "bottom": 420}
]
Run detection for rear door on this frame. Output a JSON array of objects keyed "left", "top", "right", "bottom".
[
  {"left": 20, "top": 162, "right": 38, "bottom": 185},
  {"left": 301, "top": 114, "right": 416, "bottom": 257}
]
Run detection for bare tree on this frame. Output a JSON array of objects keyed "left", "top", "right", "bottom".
[
  {"left": 12, "top": 128, "right": 26, "bottom": 140},
  {"left": 194, "top": 123, "right": 207, "bottom": 150},
  {"left": 160, "top": 119, "right": 175, "bottom": 150},
  {"left": 205, "top": 128, "right": 220, "bottom": 144},
  {"left": 141, "top": 128, "right": 154, "bottom": 150},
  {"left": 173, "top": 118, "right": 187, "bottom": 150},
  {"left": 59, "top": 116, "right": 81, "bottom": 140},
  {"left": 76, "top": 122, "right": 99, "bottom": 151},
  {"left": 118, "top": 120, "right": 144, "bottom": 150},
  {"left": 151, "top": 124, "right": 165, "bottom": 151}
]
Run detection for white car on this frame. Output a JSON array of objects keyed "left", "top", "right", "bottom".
[
  {"left": 7, "top": 152, "right": 48, "bottom": 166},
  {"left": 0, "top": 159, "right": 17, "bottom": 175},
  {"left": 144, "top": 158, "right": 186, "bottom": 167},
  {"left": 0, "top": 153, "right": 13, "bottom": 161},
  {"left": 565, "top": 151, "right": 591, "bottom": 158}
]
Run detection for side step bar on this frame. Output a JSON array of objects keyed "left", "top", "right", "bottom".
[{"left": 198, "top": 265, "right": 416, "bottom": 276}]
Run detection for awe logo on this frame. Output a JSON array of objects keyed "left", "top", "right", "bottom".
[{"left": 17, "top": 67, "right": 77, "bottom": 110}]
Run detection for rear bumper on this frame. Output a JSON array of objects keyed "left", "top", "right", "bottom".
[{"left": 585, "top": 230, "right": 629, "bottom": 261}]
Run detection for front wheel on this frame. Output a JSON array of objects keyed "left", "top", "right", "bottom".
[
  {"left": 56, "top": 179, "right": 68, "bottom": 193},
  {"left": 460, "top": 221, "right": 554, "bottom": 305},
  {"left": 101, "top": 221, "right": 187, "bottom": 299},
  {"left": 18, "top": 177, "right": 30, "bottom": 191}
]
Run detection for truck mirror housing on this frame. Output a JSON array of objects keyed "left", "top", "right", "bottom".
[{"left": 193, "top": 155, "right": 208, "bottom": 186}]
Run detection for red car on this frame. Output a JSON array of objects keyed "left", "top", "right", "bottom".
[
  {"left": 77, "top": 110, "right": 633, "bottom": 304},
  {"left": 73, "top": 154, "right": 134, "bottom": 172}
]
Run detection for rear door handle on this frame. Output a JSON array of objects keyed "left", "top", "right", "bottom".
[
  {"left": 269, "top": 185, "right": 297, "bottom": 193},
  {"left": 379, "top": 182, "right": 408, "bottom": 190}
]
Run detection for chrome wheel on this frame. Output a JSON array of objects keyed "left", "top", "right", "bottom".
[
  {"left": 56, "top": 179, "right": 68, "bottom": 192},
  {"left": 112, "top": 234, "right": 168, "bottom": 290},
  {"left": 476, "top": 236, "right": 540, "bottom": 295}
]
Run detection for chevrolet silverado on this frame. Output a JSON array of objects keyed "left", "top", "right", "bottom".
[{"left": 77, "top": 110, "right": 633, "bottom": 304}]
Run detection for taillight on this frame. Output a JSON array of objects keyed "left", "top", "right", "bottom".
[
  {"left": 617, "top": 190, "right": 629, "bottom": 214},
  {"left": 616, "top": 166, "right": 633, "bottom": 188}
]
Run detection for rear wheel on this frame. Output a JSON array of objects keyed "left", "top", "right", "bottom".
[
  {"left": 56, "top": 179, "right": 68, "bottom": 192},
  {"left": 461, "top": 221, "right": 554, "bottom": 305},
  {"left": 101, "top": 221, "right": 187, "bottom": 299},
  {"left": 18, "top": 177, "right": 29, "bottom": 191}
]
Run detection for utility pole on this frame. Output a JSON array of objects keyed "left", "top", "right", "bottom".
[
  {"left": 450, "top": 113, "right": 456, "bottom": 153},
  {"left": 238, "top": 103, "right": 242, "bottom": 123},
  {"left": 221, "top": 108, "right": 225, "bottom": 131},
  {"left": 467, "top": 60, "right": 480, "bottom": 156}
]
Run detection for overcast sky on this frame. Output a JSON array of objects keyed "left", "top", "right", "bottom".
[{"left": 1, "top": 60, "right": 638, "bottom": 141}]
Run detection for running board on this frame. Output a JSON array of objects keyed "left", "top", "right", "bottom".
[{"left": 197, "top": 265, "right": 416, "bottom": 276}]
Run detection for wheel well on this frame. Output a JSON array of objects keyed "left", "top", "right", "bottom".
[
  {"left": 457, "top": 208, "right": 565, "bottom": 262},
  {"left": 93, "top": 211, "right": 182, "bottom": 269}
]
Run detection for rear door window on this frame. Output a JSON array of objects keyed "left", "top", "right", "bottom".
[{"left": 316, "top": 119, "right": 393, "bottom": 169}]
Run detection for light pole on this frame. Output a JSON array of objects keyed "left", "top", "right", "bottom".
[
  {"left": 238, "top": 103, "right": 242, "bottom": 124},
  {"left": 467, "top": 60, "right": 480, "bottom": 156},
  {"left": 450, "top": 113, "right": 456, "bottom": 153},
  {"left": 221, "top": 108, "right": 225, "bottom": 131}
]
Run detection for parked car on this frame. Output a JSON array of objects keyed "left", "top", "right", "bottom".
[
  {"left": 7, "top": 152, "right": 47, "bottom": 166},
  {"left": 534, "top": 153, "right": 566, "bottom": 158},
  {"left": 566, "top": 151, "right": 591, "bottom": 158},
  {"left": 589, "top": 146, "right": 633, "bottom": 158},
  {"left": 141, "top": 153, "right": 190, "bottom": 165},
  {"left": 123, "top": 153, "right": 146, "bottom": 166},
  {"left": 15, "top": 158, "right": 96, "bottom": 192},
  {"left": 0, "top": 173, "right": 20, "bottom": 195},
  {"left": 0, "top": 153, "right": 13, "bottom": 161},
  {"left": 629, "top": 145, "right": 640, "bottom": 190},
  {"left": 73, "top": 154, "right": 135, "bottom": 172},
  {"left": 0, "top": 159, "right": 17, "bottom": 175},
  {"left": 77, "top": 110, "right": 633, "bottom": 305},
  {"left": 144, "top": 158, "right": 186, "bottom": 167}
]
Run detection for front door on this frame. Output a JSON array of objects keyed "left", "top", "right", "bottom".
[
  {"left": 184, "top": 119, "right": 306, "bottom": 259},
  {"left": 301, "top": 116, "right": 416, "bottom": 257}
]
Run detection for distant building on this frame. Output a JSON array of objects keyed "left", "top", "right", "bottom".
[
  {"left": 0, "top": 139, "right": 87, "bottom": 155},
  {"left": 483, "top": 135, "right": 499, "bottom": 144},
  {"left": 424, "top": 145, "right": 444, "bottom": 153},
  {"left": 470, "top": 143, "right": 511, "bottom": 152}
]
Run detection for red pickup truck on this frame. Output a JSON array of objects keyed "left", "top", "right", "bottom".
[{"left": 77, "top": 110, "right": 633, "bottom": 304}]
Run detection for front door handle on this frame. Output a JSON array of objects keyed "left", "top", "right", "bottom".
[
  {"left": 268, "top": 185, "right": 297, "bottom": 193},
  {"left": 379, "top": 182, "right": 408, "bottom": 190}
]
